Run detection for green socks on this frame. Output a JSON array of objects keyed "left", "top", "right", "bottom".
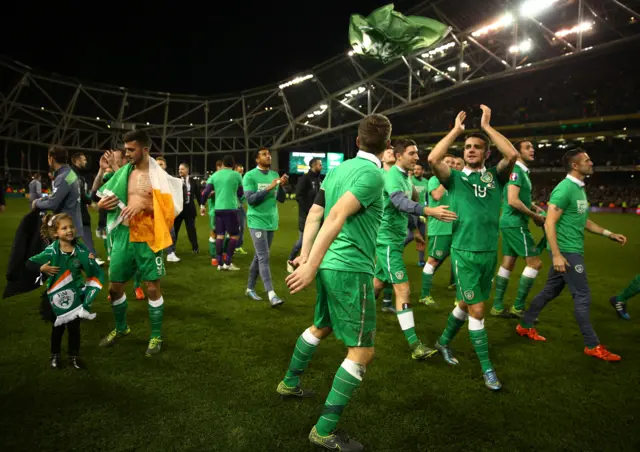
[
  {"left": 208, "top": 237, "right": 216, "bottom": 258},
  {"left": 133, "top": 271, "right": 142, "bottom": 290},
  {"left": 421, "top": 263, "right": 435, "bottom": 298},
  {"left": 513, "top": 267, "right": 539, "bottom": 310},
  {"left": 493, "top": 267, "right": 510, "bottom": 311},
  {"left": 315, "top": 359, "right": 364, "bottom": 437},
  {"left": 438, "top": 306, "right": 467, "bottom": 346},
  {"left": 148, "top": 297, "right": 164, "bottom": 339},
  {"left": 283, "top": 329, "right": 320, "bottom": 387},
  {"left": 111, "top": 295, "right": 128, "bottom": 333},
  {"left": 397, "top": 309, "right": 419, "bottom": 347},
  {"left": 469, "top": 318, "right": 493, "bottom": 373},
  {"left": 617, "top": 274, "right": 640, "bottom": 303}
]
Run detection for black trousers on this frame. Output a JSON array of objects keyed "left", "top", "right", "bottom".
[
  {"left": 174, "top": 214, "right": 199, "bottom": 252},
  {"left": 50, "top": 318, "right": 81, "bottom": 356}
]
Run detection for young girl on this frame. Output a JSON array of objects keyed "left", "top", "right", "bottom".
[{"left": 27, "top": 213, "right": 104, "bottom": 370}]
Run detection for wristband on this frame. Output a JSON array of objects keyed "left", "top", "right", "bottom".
[{"left": 602, "top": 230, "right": 612, "bottom": 237}]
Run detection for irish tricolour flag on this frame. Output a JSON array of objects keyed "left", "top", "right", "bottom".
[{"left": 97, "top": 157, "right": 183, "bottom": 252}]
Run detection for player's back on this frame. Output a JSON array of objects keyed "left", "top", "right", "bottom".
[
  {"left": 212, "top": 168, "right": 241, "bottom": 210},
  {"left": 447, "top": 167, "right": 505, "bottom": 252},
  {"left": 320, "top": 156, "right": 384, "bottom": 275}
]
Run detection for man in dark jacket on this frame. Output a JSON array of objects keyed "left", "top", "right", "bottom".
[
  {"left": 168, "top": 163, "right": 200, "bottom": 261},
  {"left": 32, "top": 146, "right": 83, "bottom": 242},
  {"left": 287, "top": 157, "right": 322, "bottom": 272},
  {"left": 71, "top": 152, "right": 103, "bottom": 264}
]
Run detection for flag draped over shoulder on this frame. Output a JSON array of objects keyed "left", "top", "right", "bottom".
[
  {"left": 97, "top": 157, "right": 183, "bottom": 253},
  {"left": 349, "top": 4, "right": 450, "bottom": 64}
]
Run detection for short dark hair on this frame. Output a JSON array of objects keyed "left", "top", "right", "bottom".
[
  {"left": 234, "top": 163, "right": 244, "bottom": 170},
  {"left": 392, "top": 138, "right": 417, "bottom": 158},
  {"left": 215, "top": 159, "right": 223, "bottom": 168},
  {"left": 414, "top": 161, "right": 425, "bottom": 168},
  {"left": 309, "top": 158, "right": 321, "bottom": 167},
  {"left": 358, "top": 114, "right": 392, "bottom": 154},
  {"left": 48, "top": 145, "right": 68, "bottom": 164},
  {"left": 563, "top": 148, "right": 586, "bottom": 172},
  {"left": 123, "top": 130, "right": 152, "bottom": 149},
  {"left": 70, "top": 152, "right": 85, "bottom": 164},
  {"left": 514, "top": 140, "right": 532, "bottom": 153},
  {"left": 465, "top": 133, "right": 491, "bottom": 152},
  {"left": 222, "top": 155, "right": 235, "bottom": 168},
  {"left": 155, "top": 156, "right": 166, "bottom": 163},
  {"left": 254, "top": 147, "right": 270, "bottom": 162},
  {"left": 180, "top": 162, "right": 190, "bottom": 170}
]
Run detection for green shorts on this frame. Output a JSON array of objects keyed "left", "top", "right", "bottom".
[
  {"left": 374, "top": 244, "right": 409, "bottom": 284},
  {"left": 313, "top": 269, "right": 376, "bottom": 347},
  {"left": 108, "top": 226, "right": 166, "bottom": 283},
  {"left": 451, "top": 248, "right": 497, "bottom": 305},
  {"left": 501, "top": 227, "right": 541, "bottom": 257},
  {"left": 428, "top": 235, "right": 452, "bottom": 260}
]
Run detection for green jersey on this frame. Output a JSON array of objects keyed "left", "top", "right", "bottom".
[
  {"left": 500, "top": 161, "right": 532, "bottom": 228},
  {"left": 411, "top": 175, "right": 429, "bottom": 205},
  {"left": 320, "top": 151, "right": 384, "bottom": 275},
  {"left": 211, "top": 168, "right": 243, "bottom": 210},
  {"left": 427, "top": 175, "right": 452, "bottom": 236},
  {"left": 447, "top": 167, "right": 506, "bottom": 252},
  {"left": 548, "top": 176, "right": 589, "bottom": 254},
  {"left": 243, "top": 168, "right": 280, "bottom": 231},
  {"left": 377, "top": 165, "right": 414, "bottom": 246},
  {"left": 205, "top": 174, "right": 216, "bottom": 215}
]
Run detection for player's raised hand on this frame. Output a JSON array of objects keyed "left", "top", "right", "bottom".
[
  {"left": 480, "top": 104, "right": 492, "bottom": 129},
  {"left": 609, "top": 233, "right": 627, "bottom": 246},
  {"left": 40, "top": 261, "right": 60, "bottom": 276},
  {"left": 425, "top": 205, "right": 458, "bottom": 222},
  {"left": 454, "top": 111, "right": 466, "bottom": 132},
  {"left": 552, "top": 254, "right": 569, "bottom": 273},
  {"left": 286, "top": 263, "right": 316, "bottom": 294},
  {"left": 99, "top": 152, "right": 111, "bottom": 171},
  {"left": 280, "top": 174, "right": 289, "bottom": 184}
]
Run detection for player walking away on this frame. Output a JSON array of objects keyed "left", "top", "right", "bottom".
[
  {"left": 243, "top": 148, "right": 288, "bottom": 306},
  {"left": 611, "top": 275, "right": 640, "bottom": 320},
  {"left": 174, "top": 163, "right": 200, "bottom": 256},
  {"left": 374, "top": 139, "right": 457, "bottom": 360},
  {"left": 233, "top": 164, "right": 248, "bottom": 255},
  {"left": 201, "top": 155, "right": 243, "bottom": 271},
  {"left": 98, "top": 130, "right": 180, "bottom": 357},
  {"left": 201, "top": 160, "right": 224, "bottom": 266},
  {"left": 419, "top": 153, "right": 456, "bottom": 307},
  {"left": 492, "top": 141, "right": 547, "bottom": 318},
  {"left": 408, "top": 161, "right": 429, "bottom": 266},
  {"left": 428, "top": 106, "right": 518, "bottom": 391},
  {"left": 278, "top": 114, "right": 390, "bottom": 452},
  {"left": 517, "top": 149, "right": 627, "bottom": 361},
  {"left": 287, "top": 157, "right": 322, "bottom": 273}
]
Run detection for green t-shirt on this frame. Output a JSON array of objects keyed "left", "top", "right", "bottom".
[
  {"left": 447, "top": 167, "right": 506, "bottom": 252},
  {"left": 320, "top": 153, "right": 384, "bottom": 275},
  {"left": 377, "top": 165, "right": 414, "bottom": 247},
  {"left": 205, "top": 174, "right": 216, "bottom": 215},
  {"left": 548, "top": 177, "right": 589, "bottom": 254},
  {"left": 243, "top": 168, "right": 280, "bottom": 231},
  {"left": 427, "top": 175, "right": 452, "bottom": 236},
  {"left": 211, "top": 168, "right": 243, "bottom": 210},
  {"left": 411, "top": 175, "right": 429, "bottom": 205},
  {"left": 500, "top": 162, "right": 532, "bottom": 229}
]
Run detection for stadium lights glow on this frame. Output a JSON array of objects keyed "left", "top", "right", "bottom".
[
  {"left": 472, "top": 13, "right": 514, "bottom": 37},
  {"left": 96, "top": 116, "right": 100, "bottom": 120},
  {"left": 422, "top": 41, "right": 456, "bottom": 59},
  {"left": 278, "top": 74, "right": 313, "bottom": 90},
  {"left": 146, "top": 122, "right": 150, "bottom": 125},
  {"left": 555, "top": 21, "right": 594, "bottom": 37},
  {"left": 107, "top": 125, "right": 111, "bottom": 129},
  {"left": 307, "top": 103, "right": 329, "bottom": 119},
  {"left": 447, "top": 62, "right": 470, "bottom": 72},
  {"left": 190, "top": 123, "right": 193, "bottom": 126},
  {"left": 509, "top": 39, "right": 533, "bottom": 54},
  {"left": 348, "top": 50, "right": 354, "bottom": 56},
  {"left": 41, "top": 106, "right": 45, "bottom": 110},
  {"left": 520, "top": 0, "right": 558, "bottom": 17}
]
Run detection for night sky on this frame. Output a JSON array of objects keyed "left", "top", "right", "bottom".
[{"left": 0, "top": 1, "right": 413, "bottom": 95}]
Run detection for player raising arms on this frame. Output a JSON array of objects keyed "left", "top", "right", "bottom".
[
  {"left": 492, "top": 140, "right": 546, "bottom": 318},
  {"left": 517, "top": 149, "right": 626, "bottom": 361},
  {"left": 278, "top": 114, "right": 389, "bottom": 451},
  {"left": 374, "top": 139, "right": 457, "bottom": 360},
  {"left": 428, "top": 105, "right": 518, "bottom": 391}
]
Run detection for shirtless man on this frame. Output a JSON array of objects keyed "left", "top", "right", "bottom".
[{"left": 97, "top": 130, "right": 166, "bottom": 357}]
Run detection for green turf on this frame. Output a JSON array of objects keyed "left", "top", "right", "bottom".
[{"left": 1, "top": 199, "right": 639, "bottom": 451}]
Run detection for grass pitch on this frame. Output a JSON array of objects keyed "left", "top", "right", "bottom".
[{"left": 0, "top": 199, "right": 639, "bottom": 451}]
